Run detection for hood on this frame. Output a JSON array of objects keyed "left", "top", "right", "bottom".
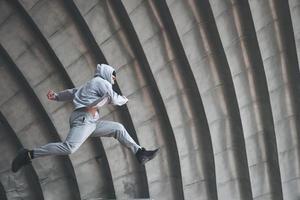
[{"left": 95, "top": 64, "right": 115, "bottom": 84}]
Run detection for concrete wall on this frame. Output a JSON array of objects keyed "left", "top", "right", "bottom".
[{"left": 0, "top": 0, "right": 299, "bottom": 199}]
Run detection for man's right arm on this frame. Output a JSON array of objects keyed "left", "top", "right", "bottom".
[{"left": 47, "top": 88, "right": 78, "bottom": 102}]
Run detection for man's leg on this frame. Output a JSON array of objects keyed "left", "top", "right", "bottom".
[
  {"left": 12, "top": 111, "right": 96, "bottom": 172},
  {"left": 91, "top": 120, "right": 141, "bottom": 153},
  {"left": 33, "top": 123, "right": 96, "bottom": 158},
  {"left": 91, "top": 120, "right": 159, "bottom": 164}
]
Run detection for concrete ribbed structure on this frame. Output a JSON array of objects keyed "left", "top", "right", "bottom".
[{"left": 0, "top": 0, "right": 299, "bottom": 199}]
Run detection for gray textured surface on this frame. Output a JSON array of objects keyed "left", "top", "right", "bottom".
[
  {"left": 289, "top": 0, "right": 300, "bottom": 71},
  {"left": 0, "top": 0, "right": 299, "bottom": 199},
  {"left": 248, "top": 0, "right": 300, "bottom": 199},
  {"left": 209, "top": 0, "right": 282, "bottom": 199}
]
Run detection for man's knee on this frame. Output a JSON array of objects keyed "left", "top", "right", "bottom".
[
  {"left": 113, "top": 123, "right": 126, "bottom": 138},
  {"left": 64, "top": 142, "right": 79, "bottom": 154},
  {"left": 114, "top": 122, "right": 125, "bottom": 131}
]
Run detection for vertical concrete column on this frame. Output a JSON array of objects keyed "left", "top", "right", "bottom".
[
  {"left": 209, "top": 0, "right": 283, "bottom": 199},
  {"left": 289, "top": 0, "right": 300, "bottom": 70},
  {"left": 107, "top": 1, "right": 184, "bottom": 199},
  {"left": 249, "top": 0, "right": 300, "bottom": 199},
  {"left": 122, "top": 0, "right": 217, "bottom": 199},
  {"left": 0, "top": 111, "right": 43, "bottom": 200},
  {"left": 166, "top": 0, "right": 253, "bottom": 199}
]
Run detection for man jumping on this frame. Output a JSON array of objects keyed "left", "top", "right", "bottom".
[{"left": 12, "top": 64, "right": 159, "bottom": 173}]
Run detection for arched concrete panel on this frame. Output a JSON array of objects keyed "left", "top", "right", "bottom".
[
  {"left": 122, "top": 0, "right": 217, "bottom": 199},
  {"left": 1, "top": 0, "right": 300, "bottom": 199},
  {"left": 74, "top": 0, "right": 184, "bottom": 199},
  {"left": 7, "top": 0, "right": 116, "bottom": 199},
  {"left": 209, "top": 0, "right": 282, "bottom": 199},
  {"left": 288, "top": 0, "right": 300, "bottom": 71},
  {"left": 108, "top": 1, "right": 185, "bottom": 199},
  {"left": 0, "top": 111, "right": 43, "bottom": 200},
  {"left": 248, "top": 0, "right": 300, "bottom": 199},
  {"left": 165, "top": 0, "right": 253, "bottom": 199},
  {"left": 0, "top": 44, "right": 80, "bottom": 200},
  {"left": 0, "top": 181, "right": 7, "bottom": 200}
]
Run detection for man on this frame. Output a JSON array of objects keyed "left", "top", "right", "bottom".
[{"left": 12, "top": 64, "right": 159, "bottom": 173}]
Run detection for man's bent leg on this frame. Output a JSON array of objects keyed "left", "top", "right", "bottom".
[
  {"left": 91, "top": 120, "right": 141, "bottom": 154},
  {"left": 12, "top": 110, "right": 97, "bottom": 172},
  {"left": 33, "top": 123, "right": 96, "bottom": 158}
]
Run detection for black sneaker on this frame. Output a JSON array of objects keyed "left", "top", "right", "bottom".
[
  {"left": 136, "top": 147, "right": 159, "bottom": 165},
  {"left": 11, "top": 148, "right": 32, "bottom": 173}
]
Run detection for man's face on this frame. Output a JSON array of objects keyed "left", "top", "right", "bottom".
[{"left": 112, "top": 75, "right": 116, "bottom": 85}]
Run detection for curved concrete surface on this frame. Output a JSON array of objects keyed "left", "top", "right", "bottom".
[
  {"left": 209, "top": 0, "right": 282, "bottom": 199},
  {"left": 0, "top": 112, "right": 43, "bottom": 200},
  {"left": 122, "top": 1, "right": 216, "bottom": 199},
  {"left": 249, "top": 0, "right": 300, "bottom": 199},
  {"left": 289, "top": 0, "right": 300, "bottom": 71},
  {"left": 0, "top": 0, "right": 300, "bottom": 199},
  {"left": 0, "top": 43, "right": 80, "bottom": 199}
]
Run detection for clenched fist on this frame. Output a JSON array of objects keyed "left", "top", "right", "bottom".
[{"left": 47, "top": 90, "right": 57, "bottom": 101}]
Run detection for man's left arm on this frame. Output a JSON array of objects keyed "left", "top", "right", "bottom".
[{"left": 106, "top": 84, "right": 128, "bottom": 106}]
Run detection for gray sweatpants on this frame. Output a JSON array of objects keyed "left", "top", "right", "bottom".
[{"left": 33, "top": 109, "right": 141, "bottom": 158}]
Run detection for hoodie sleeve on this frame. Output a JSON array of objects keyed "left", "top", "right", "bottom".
[
  {"left": 106, "top": 84, "right": 128, "bottom": 106},
  {"left": 55, "top": 88, "right": 78, "bottom": 101}
]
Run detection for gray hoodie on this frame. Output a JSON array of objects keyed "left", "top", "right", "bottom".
[{"left": 55, "top": 64, "right": 128, "bottom": 109}]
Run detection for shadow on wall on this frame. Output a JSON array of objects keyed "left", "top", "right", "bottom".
[{"left": 0, "top": 183, "right": 7, "bottom": 200}]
